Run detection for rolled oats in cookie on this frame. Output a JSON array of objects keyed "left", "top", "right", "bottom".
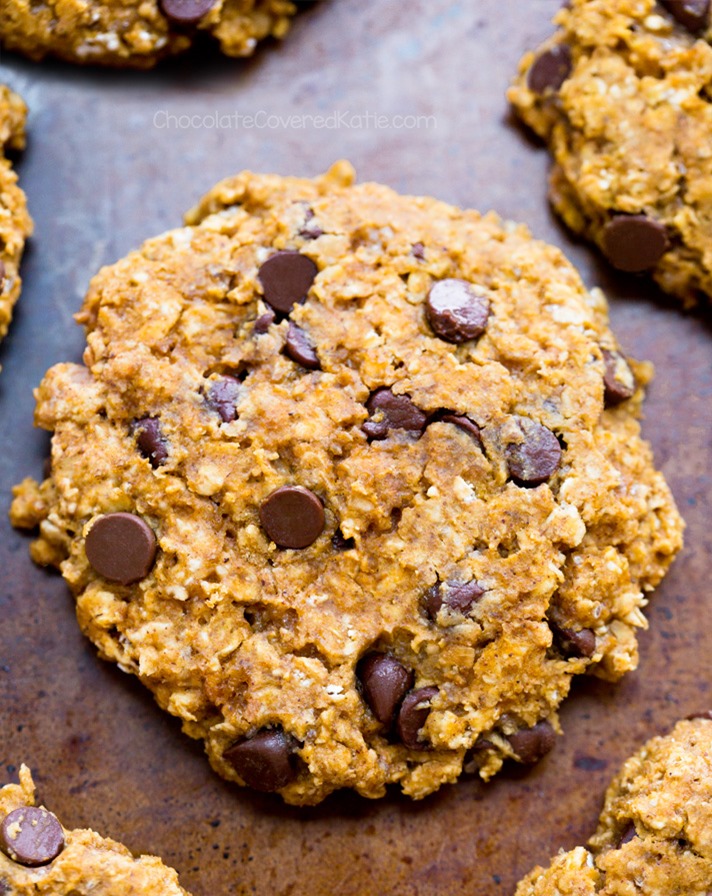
[
  {"left": 0, "top": 766, "right": 190, "bottom": 894},
  {"left": 0, "top": 0, "right": 303, "bottom": 67},
  {"left": 514, "top": 716, "right": 712, "bottom": 895},
  {"left": 0, "top": 85, "right": 32, "bottom": 360},
  {"left": 509, "top": 0, "right": 712, "bottom": 305},
  {"left": 10, "top": 162, "right": 683, "bottom": 805}
]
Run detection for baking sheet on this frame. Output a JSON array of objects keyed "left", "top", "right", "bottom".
[{"left": 0, "top": 2, "right": 710, "bottom": 893}]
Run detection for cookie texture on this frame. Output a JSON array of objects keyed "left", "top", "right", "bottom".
[
  {"left": 509, "top": 0, "right": 712, "bottom": 305},
  {"left": 515, "top": 716, "right": 712, "bottom": 895},
  {"left": 0, "top": 766, "right": 190, "bottom": 894},
  {"left": 0, "top": 0, "right": 300, "bottom": 67},
  {"left": 0, "top": 85, "right": 32, "bottom": 353},
  {"left": 10, "top": 162, "right": 683, "bottom": 805}
]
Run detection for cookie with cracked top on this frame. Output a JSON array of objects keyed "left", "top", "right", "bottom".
[
  {"left": 509, "top": 0, "right": 712, "bottom": 305},
  {"left": 10, "top": 162, "right": 683, "bottom": 805}
]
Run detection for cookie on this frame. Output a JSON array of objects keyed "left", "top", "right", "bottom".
[
  {"left": 0, "top": 765, "right": 190, "bottom": 894},
  {"left": 10, "top": 162, "right": 683, "bottom": 805},
  {"left": 0, "top": 85, "right": 32, "bottom": 356},
  {"left": 514, "top": 715, "right": 712, "bottom": 895},
  {"left": 0, "top": 0, "right": 301, "bottom": 67},
  {"left": 509, "top": 0, "right": 712, "bottom": 305}
]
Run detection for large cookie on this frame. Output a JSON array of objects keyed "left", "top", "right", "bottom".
[
  {"left": 0, "top": 766, "right": 190, "bottom": 894},
  {"left": 515, "top": 715, "right": 712, "bottom": 895},
  {"left": 509, "top": 0, "right": 712, "bottom": 305},
  {"left": 0, "top": 0, "right": 301, "bottom": 67},
  {"left": 0, "top": 85, "right": 32, "bottom": 355},
  {"left": 10, "top": 162, "right": 683, "bottom": 805}
]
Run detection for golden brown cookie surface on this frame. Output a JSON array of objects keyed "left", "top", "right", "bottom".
[
  {"left": 10, "top": 163, "right": 683, "bottom": 805},
  {"left": 509, "top": 0, "right": 712, "bottom": 305},
  {"left": 515, "top": 716, "right": 712, "bottom": 895}
]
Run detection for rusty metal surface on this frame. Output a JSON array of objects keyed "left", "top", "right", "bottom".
[{"left": 0, "top": 2, "right": 710, "bottom": 894}]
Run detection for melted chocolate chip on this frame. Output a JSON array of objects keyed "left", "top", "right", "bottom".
[
  {"left": 426, "top": 580, "right": 484, "bottom": 619},
  {"left": 551, "top": 621, "right": 596, "bottom": 659},
  {"left": 131, "top": 417, "right": 168, "bottom": 468},
  {"left": 507, "top": 721, "right": 556, "bottom": 763},
  {"left": 505, "top": 416, "right": 562, "bottom": 485},
  {"left": 362, "top": 388, "right": 427, "bottom": 440},
  {"left": 602, "top": 215, "right": 669, "bottom": 273},
  {"left": 617, "top": 822, "right": 638, "bottom": 848},
  {"left": 85, "top": 512, "right": 157, "bottom": 585},
  {"left": 159, "top": 0, "right": 215, "bottom": 23},
  {"left": 441, "top": 413, "right": 482, "bottom": 445},
  {"left": 661, "top": 0, "right": 709, "bottom": 31},
  {"left": 358, "top": 653, "right": 413, "bottom": 726},
  {"left": 259, "top": 485, "right": 325, "bottom": 549},
  {"left": 332, "top": 529, "right": 355, "bottom": 551},
  {"left": 527, "top": 44, "right": 573, "bottom": 94},
  {"left": 253, "top": 308, "right": 276, "bottom": 335},
  {"left": 397, "top": 686, "right": 438, "bottom": 749},
  {"left": 223, "top": 729, "right": 299, "bottom": 792},
  {"left": 602, "top": 349, "right": 636, "bottom": 406},
  {"left": 426, "top": 279, "right": 491, "bottom": 343},
  {"left": 0, "top": 807, "right": 64, "bottom": 867},
  {"left": 206, "top": 375, "right": 242, "bottom": 423},
  {"left": 258, "top": 251, "right": 318, "bottom": 315},
  {"left": 285, "top": 322, "right": 321, "bottom": 370}
]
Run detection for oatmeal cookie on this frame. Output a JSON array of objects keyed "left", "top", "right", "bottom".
[
  {"left": 10, "top": 162, "right": 683, "bottom": 804},
  {"left": 0, "top": 0, "right": 301, "bottom": 67},
  {"left": 509, "top": 0, "right": 712, "bottom": 305},
  {"left": 0, "top": 766, "right": 190, "bottom": 894},
  {"left": 515, "top": 715, "right": 712, "bottom": 895}
]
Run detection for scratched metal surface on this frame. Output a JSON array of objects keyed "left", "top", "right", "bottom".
[{"left": 0, "top": 2, "right": 710, "bottom": 894}]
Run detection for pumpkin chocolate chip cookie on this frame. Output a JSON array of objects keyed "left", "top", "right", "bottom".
[
  {"left": 10, "top": 162, "right": 683, "bottom": 805},
  {"left": 509, "top": 0, "right": 712, "bottom": 305},
  {"left": 0, "top": 85, "right": 32, "bottom": 358},
  {"left": 515, "top": 715, "right": 712, "bottom": 895},
  {"left": 0, "top": 766, "right": 190, "bottom": 894},
  {"left": 0, "top": 0, "right": 302, "bottom": 67}
]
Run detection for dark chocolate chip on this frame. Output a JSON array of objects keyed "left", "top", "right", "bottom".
[
  {"left": 397, "top": 686, "right": 438, "bottom": 749},
  {"left": 551, "top": 622, "right": 596, "bottom": 659},
  {"left": 298, "top": 207, "right": 324, "bottom": 241},
  {"left": 617, "top": 822, "right": 637, "bottom": 848},
  {"left": 362, "top": 388, "right": 427, "bottom": 440},
  {"left": 285, "top": 322, "right": 321, "bottom": 370},
  {"left": 159, "top": 0, "right": 215, "bottom": 23},
  {"left": 259, "top": 485, "right": 325, "bottom": 549},
  {"left": 332, "top": 529, "right": 355, "bottom": 551},
  {"left": 425, "top": 580, "right": 484, "bottom": 619},
  {"left": 686, "top": 710, "right": 712, "bottom": 721},
  {"left": 426, "top": 279, "right": 490, "bottom": 343},
  {"left": 505, "top": 416, "right": 562, "bottom": 485},
  {"left": 131, "top": 417, "right": 168, "bottom": 468},
  {"left": 253, "top": 308, "right": 276, "bottom": 335},
  {"left": 602, "top": 349, "right": 636, "bottom": 406},
  {"left": 206, "top": 375, "right": 242, "bottom": 423},
  {"left": 411, "top": 242, "right": 426, "bottom": 261},
  {"left": 507, "top": 721, "right": 556, "bottom": 763},
  {"left": 85, "top": 512, "right": 157, "bottom": 585},
  {"left": 527, "top": 44, "right": 573, "bottom": 94},
  {"left": 602, "top": 215, "right": 669, "bottom": 273},
  {"left": 0, "top": 807, "right": 64, "bottom": 867},
  {"left": 258, "top": 251, "right": 318, "bottom": 315},
  {"left": 358, "top": 653, "right": 413, "bottom": 726},
  {"left": 223, "top": 729, "right": 299, "bottom": 792},
  {"left": 661, "top": 0, "right": 709, "bottom": 31},
  {"left": 441, "top": 413, "right": 482, "bottom": 445}
]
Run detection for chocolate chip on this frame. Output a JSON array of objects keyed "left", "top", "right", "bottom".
[
  {"left": 159, "top": 0, "right": 215, "bottom": 23},
  {"left": 686, "top": 710, "right": 712, "bottom": 721},
  {"left": 506, "top": 721, "right": 556, "bottom": 763},
  {"left": 298, "top": 207, "right": 324, "bottom": 241},
  {"left": 332, "top": 529, "right": 355, "bottom": 551},
  {"left": 253, "top": 308, "right": 276, "bottom": 335},
  {"left": 206, "top": 375, "right": 242, "bottom": 423},
  {"left": 0, "top": 260, "right": 5, "bottom": 290},
  {"left": 259, "top": 485, "right": 325, "bottom": 549},
  {"left": 505, "top": 416, "right": 562, "bottom": 485},
  {"left": 602, "top": 349, "right": 636, "bottom": 406},
  {"left": 602, "top": 215, "right": 669, "bottom": 273},
  {"left": 223, "top": 729, "right": 299, "bottom": 792},
  {"left": 426, "top": 279, "right": 490, "bottom": 343},
  {"left": 131, "top": 417, "right": 168, "bottom": 468},
  {"left": 617, "top": 822, "right": 637, "bottom": 848},
  {"left": 85, "top": 512, "right": 157, "bottom": 585},
  {"left": 425, "top": 580, "right": 484, "bottom": 619},
  {"left": 0, "top": 807, "right": 64, "bottom": 867},
  {"left": 441, "top": 413, "right": 482, "bottom": 445},
  {"left": 411, "top": 242, "right": 425, "bottom": 261},
  {"left": 551, "top": 621, "right": 596, "bottom": 658},
  {"left": 362, "top": 388, "right": 427, "bottom": 440},
  {"left": 661, "top": 0, "right": 709, "bottom": 31},
  {"left": 285, "top": 322, "right": 321, "bottom": 370},
  {"left": 397, "top": 686, "right": 438, "bottom": 749},
  {"left": 527, "top": 44, "right": 573, "bottom": 94},
  {"left": 258, "top": 251, "right": 318, "bottom": 315},
  {"left": 358, "top": 653, "right": 413, "bottom": 726}
]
